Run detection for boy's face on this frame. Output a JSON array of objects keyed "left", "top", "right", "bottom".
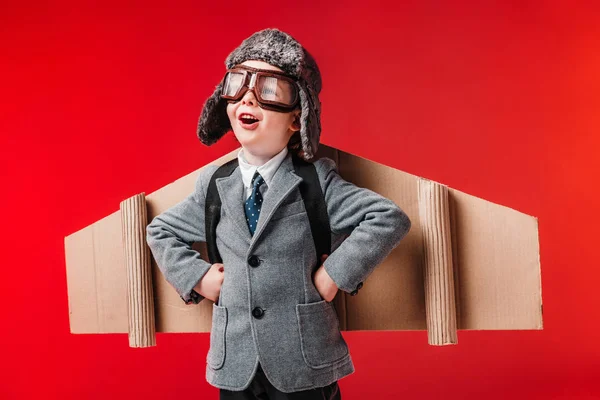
[{"left": 226, "top": 60, "right": 301, "bottom": 160}]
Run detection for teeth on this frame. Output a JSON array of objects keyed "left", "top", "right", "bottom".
[{"left": 240, "top": 114, "right": 258, "bottom": 122}]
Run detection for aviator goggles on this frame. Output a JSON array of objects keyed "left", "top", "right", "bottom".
[{"left": 220, "top": 65, "right": 300, "bottom": 112}]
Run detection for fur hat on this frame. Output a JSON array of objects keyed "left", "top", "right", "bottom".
[{"left": 196, "top": 28, "right": 322, "bottom": 161}]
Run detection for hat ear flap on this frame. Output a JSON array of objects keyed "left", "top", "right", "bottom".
[
  {"left": 297, "top": 81, "right": 322, "bottom": 161},
  {"left": 197, "top": 82, "right": 232, "bottom": 145}
]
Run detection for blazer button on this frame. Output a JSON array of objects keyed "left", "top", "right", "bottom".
[
  {"left": 350, "top": 290, "right": 358, "bottom": 296},
  {"left": 252, "top": 307, "right": 265, "bottom": 319},
  {"left": 356, "top": 282, "right": 363, "bottom": 290},
  {"left": 248, "top": 255, "right": 261, "bottom": 268}
]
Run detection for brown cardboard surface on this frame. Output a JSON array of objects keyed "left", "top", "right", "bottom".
[{"left": 64, "top": 143, "right": 542, "bottom": 336}]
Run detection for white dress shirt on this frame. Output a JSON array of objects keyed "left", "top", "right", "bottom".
[{"left": 238, "top": 146, "right": 289, "bottom": 202}]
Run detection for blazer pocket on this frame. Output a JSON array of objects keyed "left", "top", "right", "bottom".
[
  {"left": 296, "top": 300, "right": 350, "bottom": 369},
  {"left": 270, "top": 199, "right": 306, "bottom": 221},
  {"left": 206, "top": 303, "right": 228, "bottom": 370}
]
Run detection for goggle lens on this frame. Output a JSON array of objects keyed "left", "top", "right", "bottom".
[
  {"left": 223, "top": 72, "right": 245, "bottom": 97},
  {"left": 258, "top": 76, "right": 296, "bottom": 105},
  {"left": 222, "top": 68, "right": 298, "bottom": 110}
]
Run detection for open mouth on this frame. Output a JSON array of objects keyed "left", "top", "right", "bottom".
[{"left": 238, "top": 114, "right": 260, "bottom": 129}]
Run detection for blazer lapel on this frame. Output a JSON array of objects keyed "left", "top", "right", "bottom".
[
  {"left": 250, "top": 152, "right": 302, "bottom": 247},
  {"left": 216, "top": 167, "right": 253, "bottom": 245},
  {"left": 214, "top": 152, "right": 303, "bottom": 249}
]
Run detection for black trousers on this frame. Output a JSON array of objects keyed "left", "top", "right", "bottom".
[{"left": 219, "top": 363, "right": 341, "bottom": 400}]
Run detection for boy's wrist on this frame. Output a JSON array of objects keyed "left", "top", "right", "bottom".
[{"left": 322, "top": 257, "right": 364, "bottom": 296}]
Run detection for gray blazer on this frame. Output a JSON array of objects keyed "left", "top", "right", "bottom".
[{"left": 146, "top": 152, "right": 411, "bottom": 393}]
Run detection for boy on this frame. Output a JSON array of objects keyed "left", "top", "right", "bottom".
[{"left": 146, "top": 28, "right": 411, "bottom": 399}]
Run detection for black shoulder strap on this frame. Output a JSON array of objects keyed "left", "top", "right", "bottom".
[
  {"left": 205, "top": 158, "right": 239, "bottom": 264},
  {"left": 291, "top": 153, "right": 332, "bottom": 265},
  {"left": 205, "top": 154, "right": 331, "bottom": 267}
]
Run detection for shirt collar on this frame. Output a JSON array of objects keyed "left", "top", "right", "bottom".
[{"left": 238, "top": 146, "right": 289, "bottom": 189}]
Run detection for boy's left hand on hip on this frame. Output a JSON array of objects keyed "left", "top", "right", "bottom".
[{"left": 313, "top": 254, "right": 339, "bottom": 302}]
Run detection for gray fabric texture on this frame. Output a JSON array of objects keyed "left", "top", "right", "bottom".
[{"left": 146, "top": 153, "right": 411, "bottom": 392}]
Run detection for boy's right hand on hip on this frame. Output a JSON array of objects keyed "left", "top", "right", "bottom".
[{"left": 194, "top": 263, "right": 224, "bottom": 303}]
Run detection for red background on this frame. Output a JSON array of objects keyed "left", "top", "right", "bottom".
[{"left": 1, "top": 1, "right": 599, "bottom": 399}]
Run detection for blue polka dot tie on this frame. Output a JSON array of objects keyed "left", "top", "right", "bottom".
[{"left": 245, "top": 171, "right": 265, "bottom": 236}]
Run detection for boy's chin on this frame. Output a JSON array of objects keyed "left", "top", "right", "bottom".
[
  {"left": 234, "top": 137, "right": 265, "bottom": 153},
  {"left": 233, "top": 129, "right": 260, "bottom": 144},
  {"left": 238, "top": 140, "right": 276, "bottom": 155}
]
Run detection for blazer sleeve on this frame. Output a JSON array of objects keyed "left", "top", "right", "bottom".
[
  {"left": 145, "top": 164, "right": 219, "bottom": 304},
  {"left": 314, "top": 157, "right": 411, "bottom": 295}
]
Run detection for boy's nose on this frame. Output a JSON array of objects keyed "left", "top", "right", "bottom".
[{"left": 241, "top": 89, "right": 258, "bottom": 106}]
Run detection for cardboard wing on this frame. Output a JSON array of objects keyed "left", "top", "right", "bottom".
[{"left": 65, "top": 144, "right": 542, "bottom": 347}]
